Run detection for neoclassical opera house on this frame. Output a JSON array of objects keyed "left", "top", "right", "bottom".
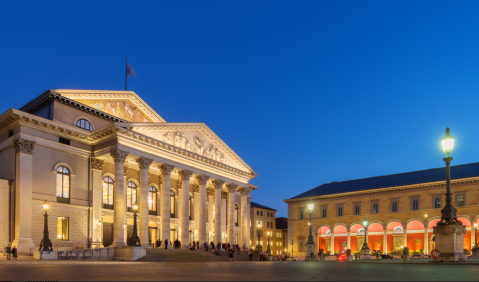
[{"left": 0, "top": 89, "right": 257, "bottom": 255}]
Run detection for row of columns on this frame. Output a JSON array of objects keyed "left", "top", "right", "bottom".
[{"left": 108, "top": 149, "right": 251, "bottom": 249}]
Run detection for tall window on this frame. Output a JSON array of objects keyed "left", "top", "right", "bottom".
[
  {"left": 392, "top": 202, "right": 398, "bottom": 212},
  {"left": 57, "top": 217, "right": 69, "bottom": 240},
  {"left": 354, "top": 206, "right": 360, "bottom": 215},
  {"left": 372, "top": 204, "right": 378, "bottom": 213},
  {"left": 148, "top": 186, "right": 157, "bottom": 212},
  {"left": 76, "top": 119, "right": 93, "bottom": 131},
  {"left": 338, "top": 207, "right": 343, "bottom": 216},
  {"left": 267, "top": 222, "right": 269, "bottom": 228},
  {"left": 170, "top": 190, "right": 176, "bottom": 217},
  {"left": 322, "top": 209, "right": 327, "bottom": 217},
  {"left": 235, "top": 204, "right": 239, "bottom": 226},
  {"left": 103, "top": 176, "right": 114, "bottom": 208},
  {"left": 189, "top": 195, "right": 192, "bottom": 220},
  {"left": 434, "top": 198, "right": 441, "bottom": 208},
  {"left": 299, "top": 211, "right": 303, "bottom": 219},
  {"left": 126, "top": 181, "right": 137, "bottom": 208},
  {"left": 56, "top": 166, "right": 70, "bottom": 201},
  {"left": 412, "top": 200, "right": 419, "bottom": 210},
  {"left": 458, "top": 195, "right": 464, "bottom": 207}
]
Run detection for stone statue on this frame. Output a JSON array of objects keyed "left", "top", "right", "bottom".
[
  {"left": 205, "top": 148, "right": 211, "bottom": 158},
  {"left": 175, "top": 132, "right": 181, "bottom": 147},
  {"left": 215, "top": 149, "right": 221, "bottom": 161},
  {"left": 181, "top": 135, "right": 186, "bottom": 149},
  {"left": 164, "top": 132, "right": 172, "bottom": 144},
  {"left": 194, "top": 137, "right": 204, "bottom": 155},
  {"left": 186, "top": 141, "right": 191, "bottom": 151},
  {"left": 211, "top": 148, "right": 216, "bottom": 160},
  {"left": 220, "top": 155, "right": 225, "bottom": 163}
]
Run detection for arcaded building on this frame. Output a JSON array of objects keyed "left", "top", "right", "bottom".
[
  {"left": 0, "top": 89, "right": 257, "bottom": 255},
  {"left": 284, "top": 163, "right": 479, "bottom": 256}
]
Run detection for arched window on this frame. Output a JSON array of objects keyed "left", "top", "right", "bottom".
[
  {"left": 458, "top": 195, "right": 464, "bottom": 207},
  {"left": 434, "top": 198, "right": 441, "bottom": 208},
  {"left": 299, "top": 211, "right": 303, "bottom": 219},
  {"left": 322, "top": 209, "right": 327, "bottom": 217},
  {"left": 102, "top": 176, "right": 114, "bottom": 208},
  {"left": 126, "top": 181, "right": 137, "bottom": 209},
  {"left": 392, "top": 202, "right": 398, "bottom": 212},
  {"left": 354, "top": 206, "right": 360, "bottom": 215},
  {"left": 148, "top": 186, "right": 157, "bottom": 212},
  {"left": 76, "top": 119, "right": 93, "bottom": 131},
  {"left": 56, "top": 166, "right": 70, "bottom": 202},
  {"left": 338, "top": 207, "right": 343, "bottom": 216},
  {"left": 189, "top": 195, "right": 192, "bottom": 220},
  {"left": 358, "top": 228, "right": 365, "bottom": 234},
  {"left": 412, "top": 200, "right": 419, "bottom": 210},
  {"left": 325, "top": 230, "right": 331, "bottom": 235},
  {"left": 170, "top": 190, "right": 176, "bottom": 217},
  {"left": 372, "top": 204, "right": 378, "bottom": 213},
  {"left": 235, "top": 204, "right": 239, "bottom": 226}
]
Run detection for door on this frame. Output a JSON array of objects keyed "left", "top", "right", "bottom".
[
  {"left": 103, "top": 223, "right": 114, "bottom": 247},
  {"left": 149, "top": 227, "right": 157, "bottom": 246}
]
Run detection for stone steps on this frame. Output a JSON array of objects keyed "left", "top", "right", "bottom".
[{"left": 138, "top": 248, "right": 250, "bottom": 262}]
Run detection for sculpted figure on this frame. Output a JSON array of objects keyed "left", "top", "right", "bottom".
[
  {"left": 220, "top": 155, "right": 225, "bottom": 163},
  {"left": 194, "top": 137, "right": 204, "bottom": 155},
  {"left": 186, "top": 141, "right": 191, "bottom": 151},
  {"left": 181, "top": 135, "right": 186, "bottom": 149},
  {"left": 211, "top": 148, "right": 216, "bottom": 160},
  {"left": 164, "top": 132, "right": 172, "bottom": 144},
  {"left": 215, "top": 149, "right": 221, "bottom": 161},
  {"left": 205, "top": 148, "right": 211, "bottom": 158},
  {"left": 175, "top": 132, "right": 181, "bottom": 147}
]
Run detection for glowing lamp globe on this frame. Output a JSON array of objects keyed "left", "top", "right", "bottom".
[
  {"left": 441, "top": 128, "right": 455, "bottom": 156},
  {"left": 132, "top": 203, "right": 138, "bottom": 212},
  {"left": 42, "top": 200, "right": 50, "bottom": 211},
  {"left": 474, "top": 223, "right": 478, "bottom": 228},
  {"left": 363, "top": 218, "right": 368, "bottom": 227},
  {"left": 308, "top": 203, "right": 314, "bottom": 212}
]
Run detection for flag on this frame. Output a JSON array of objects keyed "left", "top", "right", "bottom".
[{"left": 126, "top": 62, "right": 137, "bottom": 78}]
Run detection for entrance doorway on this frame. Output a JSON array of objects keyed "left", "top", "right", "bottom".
[
  {"left": 149, "top": 227, "right": 157, "bottom": 247},
  {"left": 103, "top": 223, "right": 114, "bottom": 247}
]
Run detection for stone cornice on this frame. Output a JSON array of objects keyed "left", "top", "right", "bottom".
[{"left": 283, "top": 178, "right": 479, "bottom": 204}]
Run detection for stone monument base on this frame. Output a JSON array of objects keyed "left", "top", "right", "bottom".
[
  {"left": 360, "top": 247, "right": 370, "bottom": 260},
  {"left": 304, "top": 242, "right": 316, "bottom": 261},
  {"left": 472, "top": 247, "right": 479, "bottom": 258},
  {"left": 433, "top": 221, "right": 467, "bottom": 262}
]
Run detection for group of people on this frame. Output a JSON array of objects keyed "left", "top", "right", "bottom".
[{"left": 4, "top": 245, "right": 18, "bottom": 260}]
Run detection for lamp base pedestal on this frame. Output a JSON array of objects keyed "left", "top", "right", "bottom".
[
  {"left": 472, "top": 248, "right": 479, "bottom": 258},
  {"left": 433, "top": 221, "right": 467, "bottom": 262},
  {"left": 360, "top": 247, "right": 370, "bottom": 260},
  {"left": 305, "top": 241, "right": 316, "bottom": 261}
]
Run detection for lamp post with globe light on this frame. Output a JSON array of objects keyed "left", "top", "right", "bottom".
[
  {"left": 305, "top": 202, "right": 316, "bottom": 261},
  {"left": 360, "top": 218, "right": 370, "bottom": 259},
  {"left": 266, "top": 231, "right": 272, "bottom": 255},
  {"left": 473, "top": 222, "right": 479, "bottom": 257},
  {"left": 128, "top": 202, "right": 141, "bottom": 246},
  {"left": 41, "top": 200, "right": 53, "bottom": 252},
  {"left": 256, "top": 223, "right": 262, "bottom": 252}
]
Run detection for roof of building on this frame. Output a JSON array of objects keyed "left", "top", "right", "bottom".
[
  {"left": 275, "top": 217, "right": 288, "bottom": 229},
  {"left": 289, "top": 162, "right": 479, "bottom": 200},
  {"left": 250, "top": 202, "right": 277, "bottom": 211}
]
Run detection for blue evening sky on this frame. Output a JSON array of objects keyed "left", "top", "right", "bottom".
[{"left": 2, "top": 1, "right": 479, "bottom": 217}]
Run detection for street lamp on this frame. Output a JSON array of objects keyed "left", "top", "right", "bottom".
[
  {"left": 256, "top": 223, "right": 262, "bottom": 252},
  {"left": 41, "top": 200, "right": 53, "bottom": 251},
  {"left": 128, "top": 202, "right": 141, "bottom": 246},
  {"left": 266, "top": 231, "right": 272, "bottom": 255},
  {"left": 360, "top": 218, "right": 370, "bottom": 259},
  {"left": 440, "top": 127, "right": 458, "bottom": 223},
  {"left": 305, "top": 203, "right": 316, "bottom": 261}
]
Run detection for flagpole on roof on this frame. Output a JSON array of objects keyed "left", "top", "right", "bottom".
[{"left": 125, "top": 58, "right": 128, "bottom": 91}]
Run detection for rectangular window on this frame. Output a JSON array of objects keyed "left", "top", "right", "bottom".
[
  {"left": 261, "top": 211, "right": 263, "bottom": 216},
  {"left": 257, "top": 211, "right": 259, "bottom": 215},
  {"left": 267, "top": 212, "right": 269, "bottom": 217},
  {"left": 57, "top": 217, "right": 69, "bottom": 240}
]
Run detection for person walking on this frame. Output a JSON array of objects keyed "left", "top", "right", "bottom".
[
  {"left": 248, "top": 250, "right": 253, "bottom": 261},
  {"left": 164, "top": 239, "right": 168, "bottom": 249},
  {"left": 12, "top": 246, "right": 17, "bottom": 260},
  {"left": 229, "top": 249, "right": 234, "bottom": 262},
  {"left": 5, "top": 245, "right": 11, "bottom": 260}
]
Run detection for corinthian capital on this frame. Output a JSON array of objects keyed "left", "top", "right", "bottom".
[
  {"left": 91, "top": 158, "right": 104, "bottom": 171},
  {"left": 196, "top": 175, "right": 210, "bottom": 185},
  {"left": 13, "top": 138, "right": 35, "bottom": 155},
  {"left": 159, "top": 164, "right": 175, "bottom": 176},
  {"left": 178, "top": 169, "right": 194, "bottom": 181},
  {"left": 238, "top": 187, "right": 251, "bottom": 196},
  {"left": 211, "top": 179, "right": 225, "bottom": 190},
  {"left": 192, "top": 184, "right": 200, "bottom": 193},
  {"left": 207, "top": 188, "right": 215, "bottom": 197},
  {"left": 225, "top": 183, "right": 238, "bottom": 193},
  {"left": 137, "top": 157, "right": 153, "bottom": 170},
  {"left": 221, "top": 191, "right": 227, "bottom": 199},
  {"left": 110, "top": 149, "right": 129, "bottom": 163}
]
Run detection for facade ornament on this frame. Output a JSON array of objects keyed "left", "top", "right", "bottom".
[
  {"left": 211, "top": 148, "right": 216, "bottom": 161},
  {"left": 194, "top": 137, "right": 205, "bottom": 155},
  {"left": 238, "top": 187, "right": 251, "bottom": 196},
  {"left": 206, "top": 188, "right": 215, "bottom": 197},
  {"left": 186, "top": 141, "right": 191, "bottom": 151},
  {"left": 159, "top": 164, "right": 175, "bottom": 176},
  {"left": 13, "top": 138, "right": 35, "bottom": 155},
  {"left": 211, "top": 179, "right": 225, "bottom": 189},
  {"left": 220, "top": 155, "right": 225, "bottom": 163},
  {"left": 110, "top": 149, "right": 129, "bottom": 163},
  {"left": 196, "top": 175, "right": 210, "bottom": 185},
  {"left": 215, "top": 149, "right": 221, "bottom": 162},
  {"left": 433, "top": 225, "right": 467, "bottom": 236},
  {"left": 123, "top": 166, "right": 129, "bottom": 176},
  {"left": 90, "top": 158, "right": 104, "bottom": 171},
  {"left": 175, "top": 132, "right": 181, "bottom": 147},
  {"left": 221, "top": 191, "right": 227, "bottom": 199},
  {"left": 247, "top": 198, "right": 252, "bottom": 205},
  {"left": 137, "top": 157, "right": 153, "bottom": 170},
  {"left": 177, "top": 179, "right": 182, "bottom": 190},
  {"left": 205, "top": 148, "right": 211, "bottom": 159},
  {"left": 159, "top": 175, "right": 163, "bottom": 185},
  {"left": 192, "top": 184, "right": 200, "bottom": 193},
  {"left": 178, "top": 169, "right": 194, "bottom": 181},
  {"left": 181, "top": 135, "right": 186, "bottom": 149},
  {"left": 163, "top": 132, "right": 172, "bottom": 144},
  {"left": 225, "top": 183, "right": 238, "bottom": 193}
]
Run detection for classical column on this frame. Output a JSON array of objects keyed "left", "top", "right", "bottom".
[
  {"left": 91, "top": 158, "right": 104, "bottom": 248},
  {"left": 12, "top": 138, "right": 36, "bottom": 255},
  {"left": 196, "top": 175, "right": 209, "bottom": 245},
  {"left": 207, "top": 190, "right": 214, "bottom": 242},
  {"left": 221, "top": 192, "right": 227, "bottom": 242},
  {"left": 110, "top": 149, "right": 129, "bottom": 247},
  {"left": 403, "top": 229, "right": 408, "bottom": 248},
  {"left": 424, "top": 228, "right": 429, "bottom": 254},
  {"left": 239, "top": 187, "right": 251, "bottom": 249},
  {"left": 178, "top": 169, "right": 193, "bottom": 249},
  {"left": 212, "top": 179, "right": 224, "bottom": 248},
  {"left": 383, "top": 230, "right": 388, "bottom": 254},
  {"left": 331, "top": 233, "right": 335, "bottom": 254},
  {"left": 159, "top": 164, "right": 174, "bottom": 244},
  {"left": 347, "top": 232, "right": 351, "bottom": 250},
  {"left": 123, "top": 166, "right": 129, "bottom": 245},
  {"left": 192, "top": 184, "right": 199, "bottom": 241},
  {"left": 137, "top": 157, "right": 153, "bottom": 248},
  {"left": 226, "top": 184, "right": 237, "bottom": 245}
]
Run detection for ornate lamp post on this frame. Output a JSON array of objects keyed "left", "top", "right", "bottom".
[
  {"left": 41, "top": 200, "right": 53, "bottom": 252},
  {"left": 305, "top": 203, "right": 316, "bottom": 261},
  {"left": 360, "top": 218, "right": 370, "bottom": 259},
  {"left": 433, "top": 128, "right": 467, "bottom": 262},
  {"left": 128, "top": 202, "right": 141, "bottom": 246},
  {"left": 473, "top": 223, "right": 479, "bottom": 257},
  {"left": 256, "top": 223, "right": 262, "bottom": 252},
  {"left": 266, "top": 232, "right": 272, "bottom": 255}
]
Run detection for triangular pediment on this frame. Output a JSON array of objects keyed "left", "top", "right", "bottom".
[
  {"left": 123, "top": 122, "right": 256, "bottom": 175},
  {"left": 52, "top": 89, "right": 165, "bottom": 123}
]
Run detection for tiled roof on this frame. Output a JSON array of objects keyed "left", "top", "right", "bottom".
[
  {"left": 290, "top": 162, "right": 479, "bottom": 200},
  {"left": 251, "top": 202, "right": 277, "bottom": 211}
]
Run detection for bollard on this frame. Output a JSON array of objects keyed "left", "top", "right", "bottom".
[
  {"left": 319, "top": 250, "right": 325, "bottom": 261},
  {"left": 346, "top": 249, "right": 352, "bottom": 261},
  {"left": 402, "top": 247, "right": 409, "bottom": 262}
]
